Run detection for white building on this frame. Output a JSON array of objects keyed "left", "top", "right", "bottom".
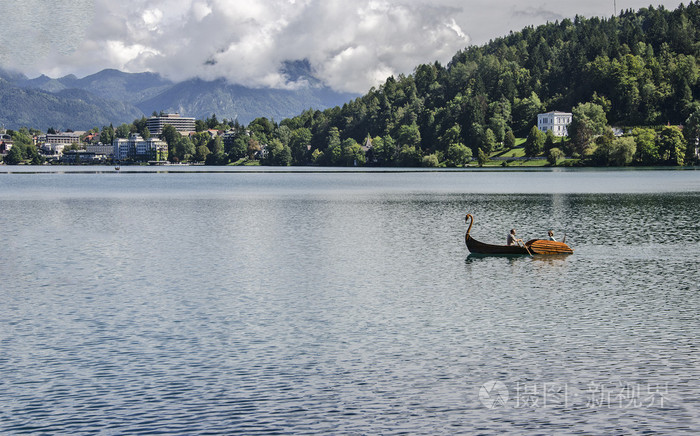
[
  {"left": 537, "top": 111, "right": 572, "bottom": 137},
  {"left": 45, "top": 132, "right": 82, "bottom": 145},
  {"left": 113, "top": 138, "right": 131, "bottom": 161},
  {"left": 41, "top": 143, "right": 66, "bottom": 155},
  {"left": 113, "top": 134, "right": 167, "bottom": 161},
  {"left": 146, "top": 113, "right": 196, "bottom": 135}
]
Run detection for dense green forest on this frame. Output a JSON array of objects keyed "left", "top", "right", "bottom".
[{"left": 255, "top": 2, "right": 700, "bottom": 167}]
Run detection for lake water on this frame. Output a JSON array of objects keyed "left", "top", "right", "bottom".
[{"left": 1, "top": 167, "right": 699, "bottom": 434}]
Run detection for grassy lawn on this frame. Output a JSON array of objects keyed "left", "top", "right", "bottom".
[
  {"left": 506, "top": 159, "right": 548, "bottom": 167},
  {"left": 229, "top": 158, "right": 261, "bottom": 166},
  {"left": 483, "top": 136, "right": 575, "bottom": 167},
  {"left": 492, "top": 147, "right": 526, "bottom": 158},
  {"left": 489, "top": 137, "right": 527, "bottom": 159},
  {"left": 497, "top": 158, "right": 579, "bottom": 167},
  {"left": 478, "top": 158, "right": 546, "bottom": 167}
]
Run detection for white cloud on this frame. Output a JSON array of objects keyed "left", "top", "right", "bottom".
[
  {"left": 142, "top": 9, "right": 164, "bottom": 31},
  {"left": 191, "top": 2, "right": 213, "bottom": 21},
  {"left": 10, "top": 0, "right": 468, "bottom": 93},
  {"left": 0, "top": 0, "right": 687, "bottom": 93}
]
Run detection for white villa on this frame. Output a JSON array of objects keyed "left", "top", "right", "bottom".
[{"left": 537, "top": 111, "right": 572, "bottom": 137}]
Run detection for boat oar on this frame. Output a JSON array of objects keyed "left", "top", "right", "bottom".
[{"left": 518, "top": 240, "right": 533, "bottom": 257}]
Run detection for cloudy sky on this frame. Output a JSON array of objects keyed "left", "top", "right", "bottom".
[{"left": 0, "top": 0, "right": 684, "bottom": 93}]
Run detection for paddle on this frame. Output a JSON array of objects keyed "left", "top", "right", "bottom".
[{"left": 518, "top": 239, "right": 533, "bottom": 257}]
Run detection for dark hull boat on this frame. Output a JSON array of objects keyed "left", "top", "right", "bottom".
[
  {"left": 466, "top": 234, "right": 531, "bottom": 255},
  {"left": 464, "top": 214, "right": 573, "bottom": 256}
]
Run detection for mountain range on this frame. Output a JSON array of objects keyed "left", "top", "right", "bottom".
[{"left": 0, "top": 61, "right": 357, "bottom": 130}]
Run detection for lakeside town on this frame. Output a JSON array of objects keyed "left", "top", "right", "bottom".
[
  {"left": 0, "top": 109, "right": 698, "bottom": 167},
  {"left": 1, "top": 113, "right": 210, "bottom": 165}
]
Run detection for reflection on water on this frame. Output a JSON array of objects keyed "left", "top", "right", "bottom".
[
  {"left": 0, "top": 171, "right": 699, "bottom": 434},
  {"left": 465, "top": 253, "right": 573, "bottom": 263}
]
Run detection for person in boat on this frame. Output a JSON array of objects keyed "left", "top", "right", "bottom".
[
  {"left": 507, "top": 229, "right": 522, "bottom": 246},
  {"left": 548, "top": 230, "right": 557, "bottom": 241}
]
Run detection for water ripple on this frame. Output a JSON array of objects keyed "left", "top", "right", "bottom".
[{"left": 1, "top": 174, "right": 699, "bottom": 434}]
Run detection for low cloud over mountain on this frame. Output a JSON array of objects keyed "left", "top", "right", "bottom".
[
  {"left": 1, "top": 1, "right": 686, "bottom": 94},
  {"left": 0, "top": 67, "right": 355, "bottom": 130},
  {"left": 4, "top": 0, "right": 469, "bottom": 94}
]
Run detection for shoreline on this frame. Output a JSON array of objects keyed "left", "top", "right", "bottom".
[{"left": 1, "top": 164, "right": 698, "bottom": 174}]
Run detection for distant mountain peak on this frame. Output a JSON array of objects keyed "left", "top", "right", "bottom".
[
  {"left": 0, "top": 66, "right": 356, "bottom": 129},
  {"left": 0, "top": 68, "right": 27, "bottom": 83}
]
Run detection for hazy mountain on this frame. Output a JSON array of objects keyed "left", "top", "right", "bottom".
[
  {"left": 136, "top": 77, "right": 355, "bottom": 123},
  {"left": 68, "top": 69, "right": 174, "bottom": 103},
  {"left": 19, "top": 74, "right": 73, "bottom": 93},
  {"left": 0, "top": 69, "right": 27, "bottom": 84},
  {"left": 0, "top": 78, "right": 144, "bottom": 131},
  {"left": 0, "top": 63, "right": 357, "bottom": 130},
  {"left": 12, "top": 69, "right": 171, "bottom": 102},
  {"left": 136, "top": 60, "right": 355, "bottom": 122}
]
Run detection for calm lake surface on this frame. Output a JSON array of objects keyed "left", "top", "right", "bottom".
[{"left": 1, "top": 167, "right": 699, "bottom": 434}]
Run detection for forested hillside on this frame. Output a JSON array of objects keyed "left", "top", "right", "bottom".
[{"left": 271, "top": 2, "right": 699, "bottom": 166}]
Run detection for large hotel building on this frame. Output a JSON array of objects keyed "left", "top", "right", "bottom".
[{"left": 146, "top": 113, "right": 196, "bottom": 135}]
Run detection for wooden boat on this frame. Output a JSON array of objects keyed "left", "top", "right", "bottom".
[{"left": 465, "top": 214, "right": 573, "bottom": 255}]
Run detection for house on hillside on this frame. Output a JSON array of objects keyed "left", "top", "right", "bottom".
[
  {"left": 0, "top": 133, "right": 13, "bottom": 154},
  {"left": 537, "top": 111, "right": 572, "bottom": 137}
]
